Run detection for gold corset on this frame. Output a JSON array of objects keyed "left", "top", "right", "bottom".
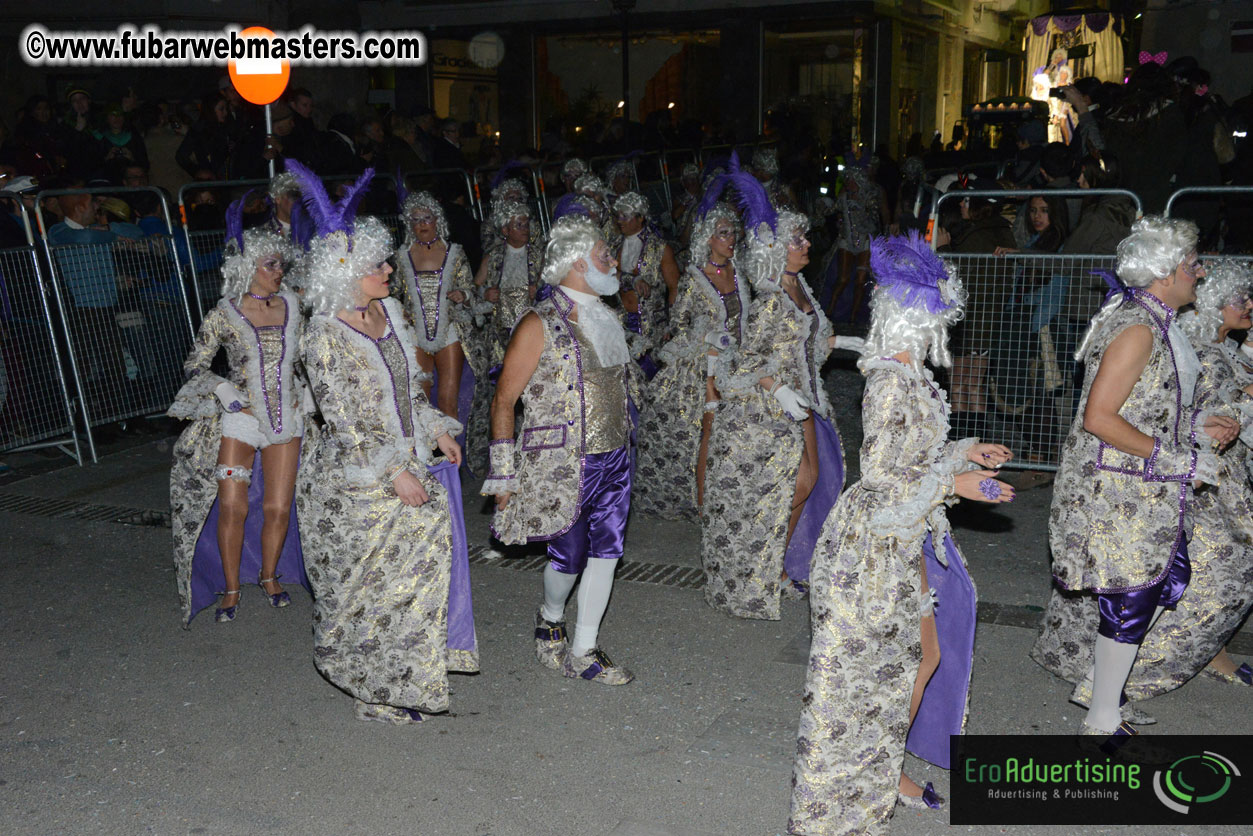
[
  {"left": 571, "top": 320, "right": 629, "bottom": 454},
  {"left": 376, "top": 329, "right": 414, "bottom": 438},
  {"left": 256, "top": 326, "right": 285, "bottom": 434},
  {"left": 413, "top": 270, "right": 442, "bottom": 339},
  {"left": 722, "top": 290, "right": 743, "bottom": 345}
]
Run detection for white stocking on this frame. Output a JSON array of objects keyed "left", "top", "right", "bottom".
[
  {"left": 1087, "top": 636, "right": 1141, "bottom": 732},
  {"left": 572, "top": 557, "right": 619, "bottom": 656},
  {"left": 541, "top": 564, "right": 578, "bottom": 623}
]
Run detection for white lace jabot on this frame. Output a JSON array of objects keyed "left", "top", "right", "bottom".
[{"left": 560, "top": 286, "right": 630, "bottom": 367}]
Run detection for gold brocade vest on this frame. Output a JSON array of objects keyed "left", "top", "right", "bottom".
[{"left": 491, "top": 290, "right": 634, "bottom": 544}]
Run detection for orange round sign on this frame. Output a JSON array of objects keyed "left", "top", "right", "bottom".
[{"left": 228, "top": 27, "right": 290, "bottom": 106}]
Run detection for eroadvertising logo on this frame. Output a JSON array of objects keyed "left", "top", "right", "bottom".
[
  {"left": 1152, "top": 751, "right": 1240, "bottom": 814},
  {"left": 950, "top": 736, "right": 1251, "bottom": 825}
]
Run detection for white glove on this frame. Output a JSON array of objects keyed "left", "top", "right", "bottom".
[
  {"left": 771, "top": 383, "right": 810, "bottom": 421},
  {"left": 832, "top": 335, "right": 865, "bottom": 353},
  {"left": 706, "top": 353, "right": 720, "bottom": 377}
]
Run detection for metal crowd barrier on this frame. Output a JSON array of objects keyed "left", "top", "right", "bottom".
[
  {"left": 0, "top": 202, "right": 83, "bottom": 463},
  {"left": 177, "top": 178, "right": 269, "bottom": 321},
  {"left": 930, "top": 188, "right": 1144, "bottom": 251},
  {"left": 35, "top": 186, "right": 195, "bottom": 462},
  {"left": 1164, "top": 185, "right": 1253, "bottom": 218}
]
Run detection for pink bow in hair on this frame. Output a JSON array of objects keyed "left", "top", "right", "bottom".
[
  {"left": 1139, "top": 50, "right": 1168, "bottom": 66},
  {"left": 1195, "top": 84, "right": 1209, "bottom": 97}
]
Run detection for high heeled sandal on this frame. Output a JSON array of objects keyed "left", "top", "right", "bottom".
[
  {"left": 215, "top": 589, "right": 241, "bottom": 623},
  {"left": 1202, "top": 662, "right": 1253, "bottom": 686},
  {"left": 258, "top": 572, "right": 291, "bottom": 608}
]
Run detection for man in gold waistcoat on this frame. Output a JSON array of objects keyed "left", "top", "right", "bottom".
[{"left": 484, "top": 215, "right": 638, "bottom": 685}]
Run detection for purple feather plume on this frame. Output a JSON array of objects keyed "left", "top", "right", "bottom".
[
  {"left": 725, "top": 154, "right": 776, "bottom": 236},
  {"left": 869, "top": 231, "right": 953, "bottom": 313},
  {"left": 337, "top": 168, "right": 376, "bottom": 236},
  {"left": 490, "top": 159, "right": 524, "bottom": 190},
  {"left": 394, "top": 167, "right": 409, "bottom": 213},
  {"left": 289, "top": 202, "right": 313, "bottom": 250},
  {"left": 224, "top": 192, "right": 247, "bottom": 252},
  {"left": 284, "top": 158, "right": 335, "bottom": 235},
  {"left": 552, "top": 192, "right": 590, "bottom": 221}
]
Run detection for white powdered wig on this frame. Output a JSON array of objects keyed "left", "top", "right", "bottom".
[
  {"left": 401, "top": 191, "right": 450, "bottom": 247},
  {"left": 561, "top": 158, "right": 588, "bottom": 181},
  {"left": 491, "top": 177, "right": 527, "bottom": 204},
  {"left": 688, "top": 203, "right": 739, "bottom": 268},
  {"left": 268, "top": 171, "right": 299, "bottom": 202},
  {"left": 491, "top": 199, "right": 530, "bottom": 232},
  {"left": 606, "top": 160, "right": 634, "bottom": 184},
  {"left": 1116, "top": 215, "right": 1199, "bottom": 288},
  {"left": 541, "top": 216, "right": 602, "bottom": 286},
  {"left": 614, "top": 191, "right": 648, "bottom": 219},
  {"left": 1180, "top": 260, "right": 1253, "bottom": 343},
  {"left": 753, "top": 147, "right": 779, "bottom": 176},
  {"left": 742, "top": 210, "right": 808, "bottom": 292},
  {"left": 573, "top": 173, "right": 607, "bottom": 199},
  {"left": 220, "top": 228, "right": 297, "bottom": 303},
  {"left": 859, "top": 266, "right": 967, "bottom": 373},
  {"left": 680, "top": 163, "right": 701, "bottom": 182},
  {"left": 299, "top": 216, "right": 395, "bottom": 315},
  {"left": 1077, "top": 215, "right": 1201, "bottom": 359}
]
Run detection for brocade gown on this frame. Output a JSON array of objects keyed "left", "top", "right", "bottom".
[
  {"left": 789, "top": 358, "right": 978, "bottom": 836},
  {"left": 297, "top": 297, "right": 478, "bottom": 717}
]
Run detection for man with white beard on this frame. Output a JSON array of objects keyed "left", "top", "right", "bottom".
[{"left": 484, "top": 216, "right": 638, "bottom": 685}]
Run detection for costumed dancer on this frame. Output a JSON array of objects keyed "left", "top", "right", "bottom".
[
  {"left": 1031, "top": 217, "right": 1236, "bottom": 743},
  {"left": 751, "top": 147, "right": 796, "bottom": 211},
  {"left": 788, "top": 232, "right": 1014, "bottom": 835},
  {"left": 633, "top": 199, "right": 748, "bottom": 522},
  {"left": 825, "top": 160, "right": 890, "bottom": 322},
  {"left": 560, "top": 158, "right": 589, "bottom": 195},
  {"left": 614, "top": 190, "right": 680, "bottom": 372},
  {"left": 465, "top": 198, "right": 542, "bottom": 475},
  {"left": 168, "top": 195, "right": 307, "bottom": 624},
  {"left": 292, "top": 163, "right": 478, "bottom": 724},
  {"left": 573, "top": 173, "right": 615, "bottom": 243},
  {"left": 485, "top": 215, "right": 639, "bottom": 685},
  {"left": 1033, "top": 259, "right": 1253, "bottom": 700},
  {"left": 479, "top": 172, "right": 529, "bottom": 252},
  {"left": 396, "top": 190, "right": 484, "bottom": 432},
  {"left": 701, "top": 160, "right": 854, "bottom": 620}
]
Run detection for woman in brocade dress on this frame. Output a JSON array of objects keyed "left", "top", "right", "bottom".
[
  {"left": 633, "top": 202, "right": 749, "bottom": 522},
  {"left": 789, "top": 233, "right": 1014, "bottom": 836},
  {"left": 397, "top": 190, "right": 481, "bottom": 426},
  {"left": 291, "top": 165, "right": 478, "bottom": 724},
  {"left": 168, "top": 203, "right": 306, "bottom": 625},
  {"left": 701, "top": 163, "right": 857, "bottom": 621}
]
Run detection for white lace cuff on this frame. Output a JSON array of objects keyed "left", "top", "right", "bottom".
[
  {"left": 344, "top": 440, "right": 413, "bottom": 489},
  {"left": 481, "top": 439, "right": 517, "bottom": 496},
  {"left": 167, "top": 372, "right": 227, "bottom": 420},
  {"left": 831, "top": 335, "right": 865, "bottom": 353},
  {"left": 1195, "top": 450, "right": 1222, "bottom": 486},
  {"left": 867, "top": 472, "right": 950, "bottom": 544},
  {"left": 417, "top": 405, "right": 463, "bottom": 447},
  {"left": 936, "top": 437, "right": 980, "bottom": 479}
]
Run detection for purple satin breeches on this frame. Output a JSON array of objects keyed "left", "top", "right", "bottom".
[
  {"left": 1097, "top": 540, "right": 1191, "bottom": 644},
  {"left": 546, "top": 444, "right": 632, "bottom": 575}
]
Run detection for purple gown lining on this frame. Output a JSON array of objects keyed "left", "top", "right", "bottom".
[
  {"left": 783, "top": 413, "right": 845, "bottom": 583},
  {"left": 188, "top": 450, "right": 308, "bottom": 623},
  {"left": 905, "top": 530, "right": 977, "bottom": 769}
]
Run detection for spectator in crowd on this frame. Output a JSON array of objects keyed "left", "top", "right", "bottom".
[
  {"left": 46, "top": 191, "right": 139, "bottom": 413},
  {"left": 431, "top": 118, "right": 467, "bottom": 170},
  {"left": 1008, "top": 119, "right": 1047, "bottom": 185},
  {"left": 96, "top": 103, "right": 149, "bottom": 176},
  {"left": 319, "top": 113, "right": 364, "bottom": 175},
  {"left": 357, "top": 113, "right": 387, "bottom": 168},
  {"left": 387, "top": 116, "right": 426, "bottom": 174},
  {"left": 1038, "top": 142, "right": 1081, "bottom": 230},
  {"left": 412, "top": 105, "right": 439, "bottom": 164},
  {"left": 176, "top": 93, "right": 236, "bottom": 179},
  {"left": 62, "top": 87, "right": 104, "bottom": 179},
  {"left": 14, "top": 95, "right": 65, "bottom": 178},
  {"left": 1103, "top": 62, "right": 1185, "bottom": 214},
  {"left": 282, "top": 87, "right": 320, "bottom": 165},
  {"left": 141, "top": 100, "right": 190, "bottom": 198}
]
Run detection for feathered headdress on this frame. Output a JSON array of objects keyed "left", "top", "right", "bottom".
[
  {"left": 551, "top": 192, "right": 594, "bottom": 222},
  {"left": 490, "top": 159, "right": 527, "bottom": 190},
  {"left": 394, "top": 167, "right": 408, "bottom": 213},
  {"left": 724, "top": 151, "right": 778, "bottom": 239},
  {"left": 869, "top": 231, "right": 958, "bottom": 314},
  {"left": 284, "top": 158, "right": 375, "bottom": 246},
  {"left": 223, "top": 188, "right": 258, "bottom": 253}
]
